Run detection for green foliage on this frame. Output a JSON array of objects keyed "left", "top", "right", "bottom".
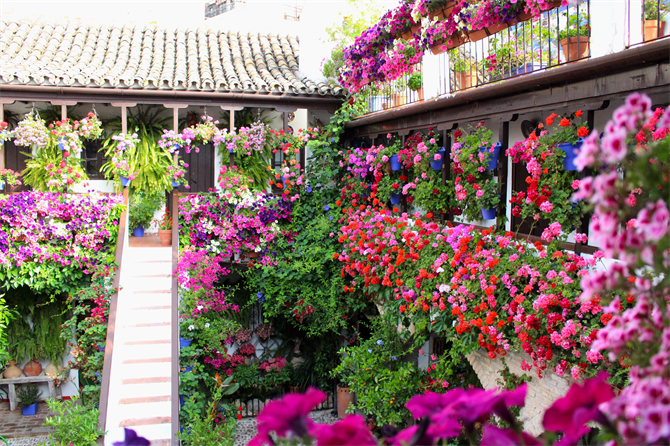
[
  {"left": 558, "top": 13, "right": 590, "bottom": 41},
  {"left": 61, "top": 264, "right": 116, "bottom": 406},
  {"left": 128, "top": 189, "right": 163, "bottom": 230},
  {"left": 16, "top": 384, "right": 41, "bottom": 406},
  {"left": 41, "top": 398, "right": 105, "bottom": 446},
  {"left": 644, "top": 0, "right": 670, "bottom": 20},
  {"left": 0, "top": 295, "right": 13, "bottom": 365},
  {"left": 22, "top": 141, "right": 88, "bottom": 192},
  {"left": 101, "top": 105, "right": 173, "bottom": 194},
  {"left": 322, "top": 0, "right": 385, "bottom": 81},
  {"left": 332, "top": 320, "right": 422, "bottom": 427},
  {"left": 407, "top": 72, "right": 422, "bottom": 91},
  {"left": 177, "top": 402, "right": 236, "bottom": 446}
]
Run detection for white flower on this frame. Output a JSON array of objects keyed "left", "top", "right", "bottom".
[
  {"left": 197, "top": 305, "right": 203, "bottom": 310},
  {"left": 188, "top": 325, "right": 195, "bottom": 331},
  {"left": 205, "top": 323, "right": 210, "bottom": 328}
]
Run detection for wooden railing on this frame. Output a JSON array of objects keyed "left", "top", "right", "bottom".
[{"left": 98, "top": 186, "right": 129, "bottom": 431}]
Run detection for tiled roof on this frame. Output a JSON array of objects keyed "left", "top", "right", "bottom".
[{"left": 0, "top": 18, "right": 343, "bottom": 96}]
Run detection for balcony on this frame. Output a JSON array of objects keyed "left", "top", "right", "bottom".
[
  {"left": 205, "top": 0, "right": 236, "bottom": 19},
  {"left": 358, "top": 0, "right": 669, "bottom": 116}
]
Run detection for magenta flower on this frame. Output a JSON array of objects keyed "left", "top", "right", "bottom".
[
  {"left": 543, "top": 372, "right": 614, "bottom": 445},
  {"left": 249, "top": 387, "right": 326, "bottom": 445},
  {"left": 481, "top": 425, "right": 541, "bottom": 446},
  {"left": 312, "top": 415, "right": 377, "bottom": 446}
]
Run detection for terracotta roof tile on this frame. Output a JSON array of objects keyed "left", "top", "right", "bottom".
[{"left": 0, "top": 18, "right": 343, "bottom": 96}]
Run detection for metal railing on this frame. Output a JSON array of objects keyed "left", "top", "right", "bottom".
[
  {"left": 205, "top": 0, "right": 235, "bottom": 19},
  {"left": 627, "top": 0, "right": 669, "bottom": 47},
  {"left": 359, "top": 65, "right": 425, "bottom": 114},
  {"left": 440, "top": 1, "right": 591, "bottom": 94},
  {"left": 237, "top": 388, "right": 335, "bottom": 418}
]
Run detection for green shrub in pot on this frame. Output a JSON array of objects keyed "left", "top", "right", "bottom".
[{"left": 128, "top": 190, "right": 163, "bottom": 231}]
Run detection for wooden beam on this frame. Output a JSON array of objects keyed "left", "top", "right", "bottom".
[
  {"left": 111, "top": 103, "right": 137, "bottom": 134},
  {"left": 219, "top": 105, "right": 245, "bottom": 111}
]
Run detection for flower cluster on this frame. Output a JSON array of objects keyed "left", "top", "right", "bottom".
[
  {"left": 259, "top": 356, "right": 287, "bottom": 372},
  {"left": 167, "top": 159, "right": 190, "bottom": 188},
  {"left": 110, "top": 133, "right": 140, "bottom": 181},
  {"left": 0, "top": 192, "right": 123, "bottom": 279},
  {"left": 0, "top": 168, "right": 22, "bottom": 188},
  {"left": 574, "top": 93, "right": 670, "bottom": 444},
  {"left": 507, "top": 111, "right": 588, "bottom": 230}
]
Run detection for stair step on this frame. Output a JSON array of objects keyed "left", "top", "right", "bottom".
[
  {"left": 122, "top": 376, "right": 171, "bottom": 385},
  {"left": 124, "top": 295, "right": 172, "bottom": 307},
  {"left": 120, "top": 416, "right": 171, "bottom": 428},
  {"left": 115, "top": 401, "right": 171, "bottom": 421},
  {"left": 124, "top": 339, "right": 170, "bottom": 345},
  {"left": 118, "top": 382, "right": 171, "bottom": 399},
  {"left": 119, "top": 361, "right": 171, "bottom": 378},
  {"left": 105, "top": 425, "right": 172, "bottom": 445},
  {"left": 119, "top": 395, "right": 171, "bottom": 405},
  {"left": 123, "top": 357, "right": 171, "bottom": 364},
  {"left": 124, "top": 321, "right": 171, "bottom": 328},
  {"left": 129, "top": 277, "right": 172, "bottom": 291},
  {"left": 122, "top": 308, "right": 171, "bottom": 324},
  {"left": 120, "top": 325, "right": 171, "bottom": 340}
]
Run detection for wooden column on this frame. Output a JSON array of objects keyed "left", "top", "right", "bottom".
[
  {"left": 111, "top": 103, "right": 137, "bottom": 134},
  {"left": 496, "top": 118, "right": 515, "bottom": 231},
  {"left": 221, "top": 106, "right": 243, "bottom": 168}
]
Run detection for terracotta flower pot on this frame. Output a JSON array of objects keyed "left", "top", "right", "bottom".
[
  {"left": 466, "top": 28, "right": 488, "bottom": 43},
  {"left": 644, "top": 19, "right": 665, "bottom": 41},
  {"left": 3, "top": 360, "right": 22, "bottom": 379},
  {"left": 384, "top": 163, "right": 392, "bottom": 175},
  {"left": 246, "top": 251, "right": 260, "bottom": 259},
  {"left": 560, "top": 36, "right": 589, "bottom": 62},
  {"left": 337, "top": 385, "right": 354, "bottom": 419},
  {"left": 401, "top": 30, "right": 412, "bottom": 40},
  {"left": 158, "top": 229, "right": 172, "bottom": 247},
  {"left": 411, "top": 88, "right": 424, "bottom": 101},
  {"left": 454, "top": 71, "right": 474, "bottom": 90},
  {"left": 23, "top": 359, "right": 42, "bottom": 377}
]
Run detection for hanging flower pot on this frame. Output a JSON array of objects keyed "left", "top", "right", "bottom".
[
  {"left": 246, "top": 251, "right": 260, "bottom": 259},
  {"left": 557, "top": 137, "right": 584, "bottom": 171},
  {"left": 430, "top": 148, "right": 446, "bottom": 171},
  {"left": 179, "top": 338, "right": 192, "bottom": 349},
  {"left": 390, "top": 193, "right": 401, "bottom": 205},
  {"left": 132, "top": 226, "right": 145, "bottom": 238},
  {"left": 172, "top": 180, "right": 179, "bottom": 188},
  {"left": 58, "top": 138, "right": 66, "bottom": 151},
  {"left": 479, "top": 142, "right": 501, "bottom": 170},
  {"left": 181, "top": 366, "right": 193, "bottom": 374},
  {"left": 0, "top": 182, "right": 4, "bottom": 191},
  {"left": 481, "top": 206, "right": 497, "bottom": 220},
  {"left": 390, "top": 154, "right": 401, "bottom": 171},
  {"left": 120, "top": 177, "right": 130, "bottom": 187}
]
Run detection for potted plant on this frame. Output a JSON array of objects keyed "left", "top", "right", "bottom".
[
  {"left": 450, "top": 50, "right": 475, "bottom": 90},
  {"left": 128, "top": 190, "right": 163, "bottom": 237},
  {"left": 167, "top": 158, "right": 190, "bottom": 189},
  {"left": 109, "top": 133, "right": 140, "bottom": 187},
  {"left": 17, "top": 384, "right": 41, "bottom": 416},
  {"left": 157, "top": 211, "right": 173, "bottom": 247},
  {"left": 407, "top": 71, "right": 424, "bottom": 101},
  {"left": 558, "top": 12, "right": 590, "bottom": 62},
  {"left": 451, "top": 123, "right": 501, "bottom": 222},
  {"left": 0, "top": 168, "right": 21, "bottom": 191},
  {"left": 643, "top": 0, "right": 669, "bottom": 40}
]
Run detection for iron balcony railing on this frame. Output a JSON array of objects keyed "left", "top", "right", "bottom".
[
  {"left": 205, "top": 0, "right": 236, "bottom": 19},
  {"left": 359, "top": 0, "right": 669, "bottom": 115}
]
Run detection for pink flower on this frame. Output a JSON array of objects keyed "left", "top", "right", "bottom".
[
  {"left": 540, "top": 201, "right": 553, "bottom": 213},
  {"left": 543, "top": 372, "right": 614, "bottom": 445},
  {"left": 249, "top": 387, "right": 326, "bottom": 445},
  {"left": 311, "top": 415, "right": 377, "bottom": 446},
  {"left": 481, "top": 426, "right": 541, "bottom": 446}
]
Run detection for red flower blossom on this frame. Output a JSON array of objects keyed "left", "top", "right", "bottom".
[{"left": 559, "top": 118, "right": 571, "bottom": 127}]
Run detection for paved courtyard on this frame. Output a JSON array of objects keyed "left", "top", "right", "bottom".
[{"left": 0, "top": 400, "right": 53, "bottom": 441}]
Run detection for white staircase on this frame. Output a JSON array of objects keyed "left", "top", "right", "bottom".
[{"left": 104, "top": 245, "right": 174, "bottom": 445}]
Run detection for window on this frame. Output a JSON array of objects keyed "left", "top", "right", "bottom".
[{"left": 83, "top": 140, "right": 106, "bottom": 180}]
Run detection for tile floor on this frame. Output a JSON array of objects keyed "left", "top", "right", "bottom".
[
  {"left": 0, "top": 400, "right": 54, "bottom": 439},
  {"left": 129, "top": 234, "right": 165, "bottom": 248}
]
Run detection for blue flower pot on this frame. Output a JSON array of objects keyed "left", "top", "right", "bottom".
[
  {"left": 479, "top": 142, "right": 501, "bottom": 170},
  {"left": 481, "top": 206, "right": 497, "bottom": 220},
  {"left": 182, "top": 366, "right": 193, "bottom": 374},
  {"left": 0, "top": 182, "right": 4, "bottom": 191},
  {"left": 97, "top": 344, "right": 105, "bottom": 353},
  {"left": 22, "top": 402, "right": 37, "bottom": 416},
  {"left": 179, "top": 337, "right": 191, "bottom": 349},
  {"left": 228, "top": 149, "right": 235, "bottom": 153},
  {"left": 120, "top": 177, "right": 130, "bottom": 187},
  {"left": 172, "top": 180, "right": 179, "bottom": 188},
  {"left": 511, "top": 63, "right": 544, "bottom": 76},
  {"left": 132, "top": 226, "right": 144, "bottom": 238},
  {"left": 390, "top": 154, "right": 401, "bottom": 171},
  {"left": 430, "top": 148, "right": 446, "bottom": 171},
  {"left": 557, "top": 137, "right": 584, "bottom": 171},
  {"left": 390, "top": 193, "right": 401, "bottom": 204},
  {"left": 58, "top": 141, "right": 65, "bottom": 151}
]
